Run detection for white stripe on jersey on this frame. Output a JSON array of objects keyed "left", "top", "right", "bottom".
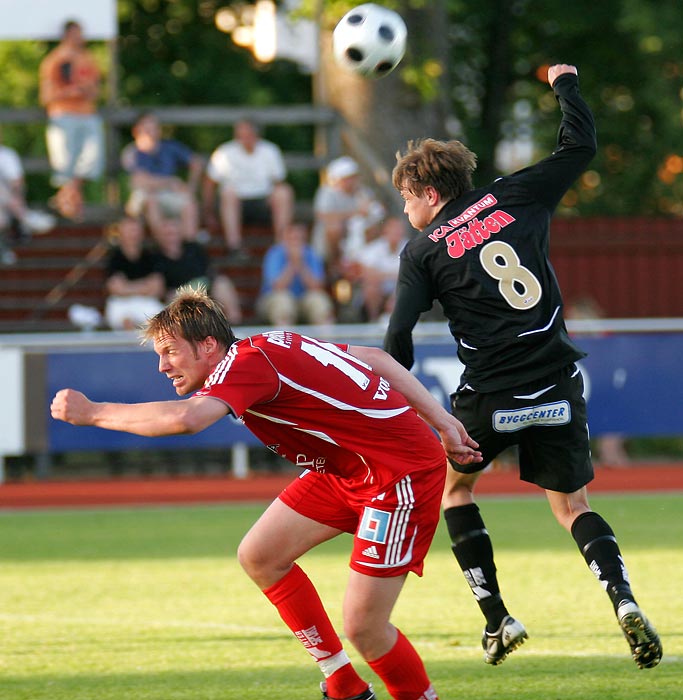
[
  {"left": 245, "top": 409, "right": 297, "bottom": 426},
  {"left": 277, "top": 373, "right": 411, "bottom": 420},
  {"left": 246, "top": 409, "right": 340, "bottom": 446},
  {"left": 207, "top": 343, "right": 239, "bottom": 386},
  {"left": 356, "top": 475, "right": 418, "bottom": 570},
  {"left": 517, "top": 305, "right": 561, "bottom": 337},
  {"left": 513, "top": 383, "right": 556, "bottom": 400}
]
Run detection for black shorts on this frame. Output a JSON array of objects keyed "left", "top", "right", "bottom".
[
  {"left": 241, "top": 197, "right": 272, "bottom": 224},
  {"left": 450, "top": 363, "right": 594, "bottom": 493}
]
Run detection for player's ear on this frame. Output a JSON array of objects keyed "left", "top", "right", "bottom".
[
  {"left": 201, "top": 335, "right": 218, "bottom": 355},
  {"left": 425, "top": 185, "right": 440, "bottom": 206}
]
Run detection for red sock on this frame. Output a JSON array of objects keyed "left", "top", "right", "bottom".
[
  {"left": 367, "top": 629, "right": 438, "bottom": 700},
  {"left": 263, "top": 564, "right": 368, "bottom": 698}
]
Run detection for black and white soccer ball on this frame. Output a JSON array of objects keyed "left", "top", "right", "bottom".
[{"left": 332, "top": 4, "right": 407, "bottom": 79}]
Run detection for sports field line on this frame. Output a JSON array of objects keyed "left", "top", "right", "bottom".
[
  {"left": 0, "top": 611, "right": 278, "bottom": 634},
  {"left": 5, "top": 608, "right": 678, "bottom": 665}
]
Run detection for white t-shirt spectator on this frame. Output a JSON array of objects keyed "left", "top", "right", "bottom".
[
  {"left": 355, "top": 235, "right": 407, "bottom": 293},
  {"left": 206, "top": 139, "right": 287, "bottom": 199}
]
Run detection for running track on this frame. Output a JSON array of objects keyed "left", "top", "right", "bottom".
[{"left": 1, "top": 463, "right": 681, "bottom": 509}]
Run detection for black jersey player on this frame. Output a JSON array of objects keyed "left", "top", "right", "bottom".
[{"left": 384, "top": 64, "right": 662, "bottom": 669}]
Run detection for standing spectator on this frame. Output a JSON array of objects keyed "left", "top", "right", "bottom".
[
  {"left": 0, "top": 131, "right": 55, "bottom": 264},
  {"left": 347, "top": 216, "right": 409, "bottom": 323},
  {"left": 103, "top": 216, "right": 165, "bottom": 330},
  {"left": 203, "top": 119, "right": 294, "bottom": 257},
  {"left": 122, "top": 112, "right": 203, "bottom": 242},
  {"left": 153, "top": 217, "right": 242, "bottom": 325},
  {"left": 257, "top": 222, "right": 334, "bottom": 326},
  {"left": 312, "top": 156, "right": 384, "bottom": 278},
  {"left": 39, "top": 19, "right": 104, "bottom": 220}
]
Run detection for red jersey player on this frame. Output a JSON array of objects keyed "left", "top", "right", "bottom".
[{"left": 51, "top": 286, "right": 481, "bottom": 700}]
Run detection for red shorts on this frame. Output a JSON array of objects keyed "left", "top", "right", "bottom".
[{"left": 278, "top": 461, "right": 446, "bottom": 578}]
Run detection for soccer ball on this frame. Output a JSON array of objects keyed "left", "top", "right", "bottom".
[{"left": 332, "top": 4, "right": 407, "bottom": 79}]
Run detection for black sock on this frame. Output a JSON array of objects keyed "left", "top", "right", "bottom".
[
  {"left": 571, "top": 511, "right": 635, "bottom": 613},
  {"left": 444, "top": 504, "right": 508, "bottom": 631}
]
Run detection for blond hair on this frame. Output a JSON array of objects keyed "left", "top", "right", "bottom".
[{"left": 142, "top": 285, "right": 237, "bottom": 349}]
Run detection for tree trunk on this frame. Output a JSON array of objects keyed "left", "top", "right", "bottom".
[{"left": 319, "top": 0, "right": 452, "bottom": 213}]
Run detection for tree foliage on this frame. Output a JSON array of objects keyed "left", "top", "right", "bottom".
[{"left": 442, "top": 0, "right": 683, "bottom": 215}]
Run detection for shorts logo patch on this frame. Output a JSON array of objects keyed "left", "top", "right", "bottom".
[
  {"left": 362, "top": 545, "right": 380, "bottom": 559},
  {"left": 358, "top": 507, "right": 391, "bottom": 544},
  {"left": 493, "top": 400, "right": 570, "bottom": 432}
]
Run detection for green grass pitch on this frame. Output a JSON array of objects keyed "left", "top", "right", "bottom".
[{"left": 0, "top": 493, "right": 680, "bottom": 699}]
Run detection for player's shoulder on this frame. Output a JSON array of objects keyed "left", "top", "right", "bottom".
[{"left": 246, "top": 330, "right": 302, "bottom": 353}]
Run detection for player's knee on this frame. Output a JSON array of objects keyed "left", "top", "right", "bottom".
[
  {"left": 344, "top": 617, "right": 395, "bottom": 660},
  {"left": 236, "top": 536, "right": 268, "bottom": 579},
  {"left": 550, "top": 503, "right": 590, "bottom": 532},
  {"left": 442, "top": 478, "right": 476, "bottom": 507},
  {"left": 343, "top": 617, "right": 377, "bottom": 657}
]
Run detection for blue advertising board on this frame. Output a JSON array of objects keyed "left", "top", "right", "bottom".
[
  {"left": 45, "top": 331, "right": 682, "bottom": 452},
  {"left": 410, "top": 333, "right": 681, "bottom": 437},
  {"left": 46, "top": 349, "right": 259, "bottom": 451}
]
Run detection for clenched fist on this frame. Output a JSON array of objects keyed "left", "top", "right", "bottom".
[
  {"left": 51, "top": 389, "right": 95, "bottom": 426},
  {"left": 547, "top": 64, "right": 578, "bottom": 87}
]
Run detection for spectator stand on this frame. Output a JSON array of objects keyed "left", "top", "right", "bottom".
[{"left": 0, "top": 104, "right": 353, "bottom": 332}]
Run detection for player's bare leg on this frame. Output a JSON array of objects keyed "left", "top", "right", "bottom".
[
  {"left": 218, "top": 186, "right": 243, "bottom": 254},
  {"left": 238, "top": 500, "right": 373, "bottom": 699},
  {"left": 442, "top": 467, "right": 527, "bottom": 664},
  {"left": 343, "top": 571, "right": 438, "bottom": 699}
]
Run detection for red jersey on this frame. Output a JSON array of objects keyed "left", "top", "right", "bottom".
[{"left": 194, "top": 331, "right": 445, "bottom": 493}]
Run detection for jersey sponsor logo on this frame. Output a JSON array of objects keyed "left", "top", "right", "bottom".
[
  {"left": 295, "top": 453, "right": 327, "bottom": 473},
  {"left": 263, "top": 330, "right": 293, "bottom": 348},
  {"left": 444, "top": 210, "right": 516, "bottom": 259},
  {"left": 358, "top": 507, "right": 392, "bottom": 544},
  {"left": 493, "top": 400, "right": 571, "bottom": 432},
  {"left": 373, "top": 376, "right": 390, "bottom": 400},
  {"left": 428, "top": 194, "right": 498, "bottom": 239}
]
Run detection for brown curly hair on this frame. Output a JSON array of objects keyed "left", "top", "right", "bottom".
[{"left": 393, "top": 138, "right": 477, "bottom": 201}]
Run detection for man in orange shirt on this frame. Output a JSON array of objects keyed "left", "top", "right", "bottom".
[{"left": 39, "top": 19, "right": 104, "bottom": 219}]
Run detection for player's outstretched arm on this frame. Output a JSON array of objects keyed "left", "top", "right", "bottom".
[
  {"left": 50, "top": 388, "right": 227, "bottom": 437},
  {"left": 348, "top": 345, "right": 482, "bottom": 466}
]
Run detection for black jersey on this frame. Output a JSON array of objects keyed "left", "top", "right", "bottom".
[
  {"left": 384, "top": 74, "right": 596, "bottom": 392},
  {"left": 105, "top": 246, "right": 159, "bottom": 282}
]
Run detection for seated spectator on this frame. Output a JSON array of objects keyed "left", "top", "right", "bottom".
[
  {"left": 0, "top": 131, "right": 56, "bottom": 264},
  {"left": 257, "top": 222, "right": 334, "bottom": 326},
  {"left": 152, "top": 217, "right": 242, "bottom": 324},
  {"left": 122, "top": 112, "right": 203, "bottom": 242},
  {"left": 103, "top": 215, "right": 165, "bottom": 330},
  {"left": 312, "top": 156, "right": 384, "bottom": 279},
  {"left": 38, "top": 19, "right": 104, "bottom": 220},
  {"left": 202, "top": 119, "right": 294, "bottom": 257},
  {"left": 347, "top": 215, "right": 408, "bottom": 323}
]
